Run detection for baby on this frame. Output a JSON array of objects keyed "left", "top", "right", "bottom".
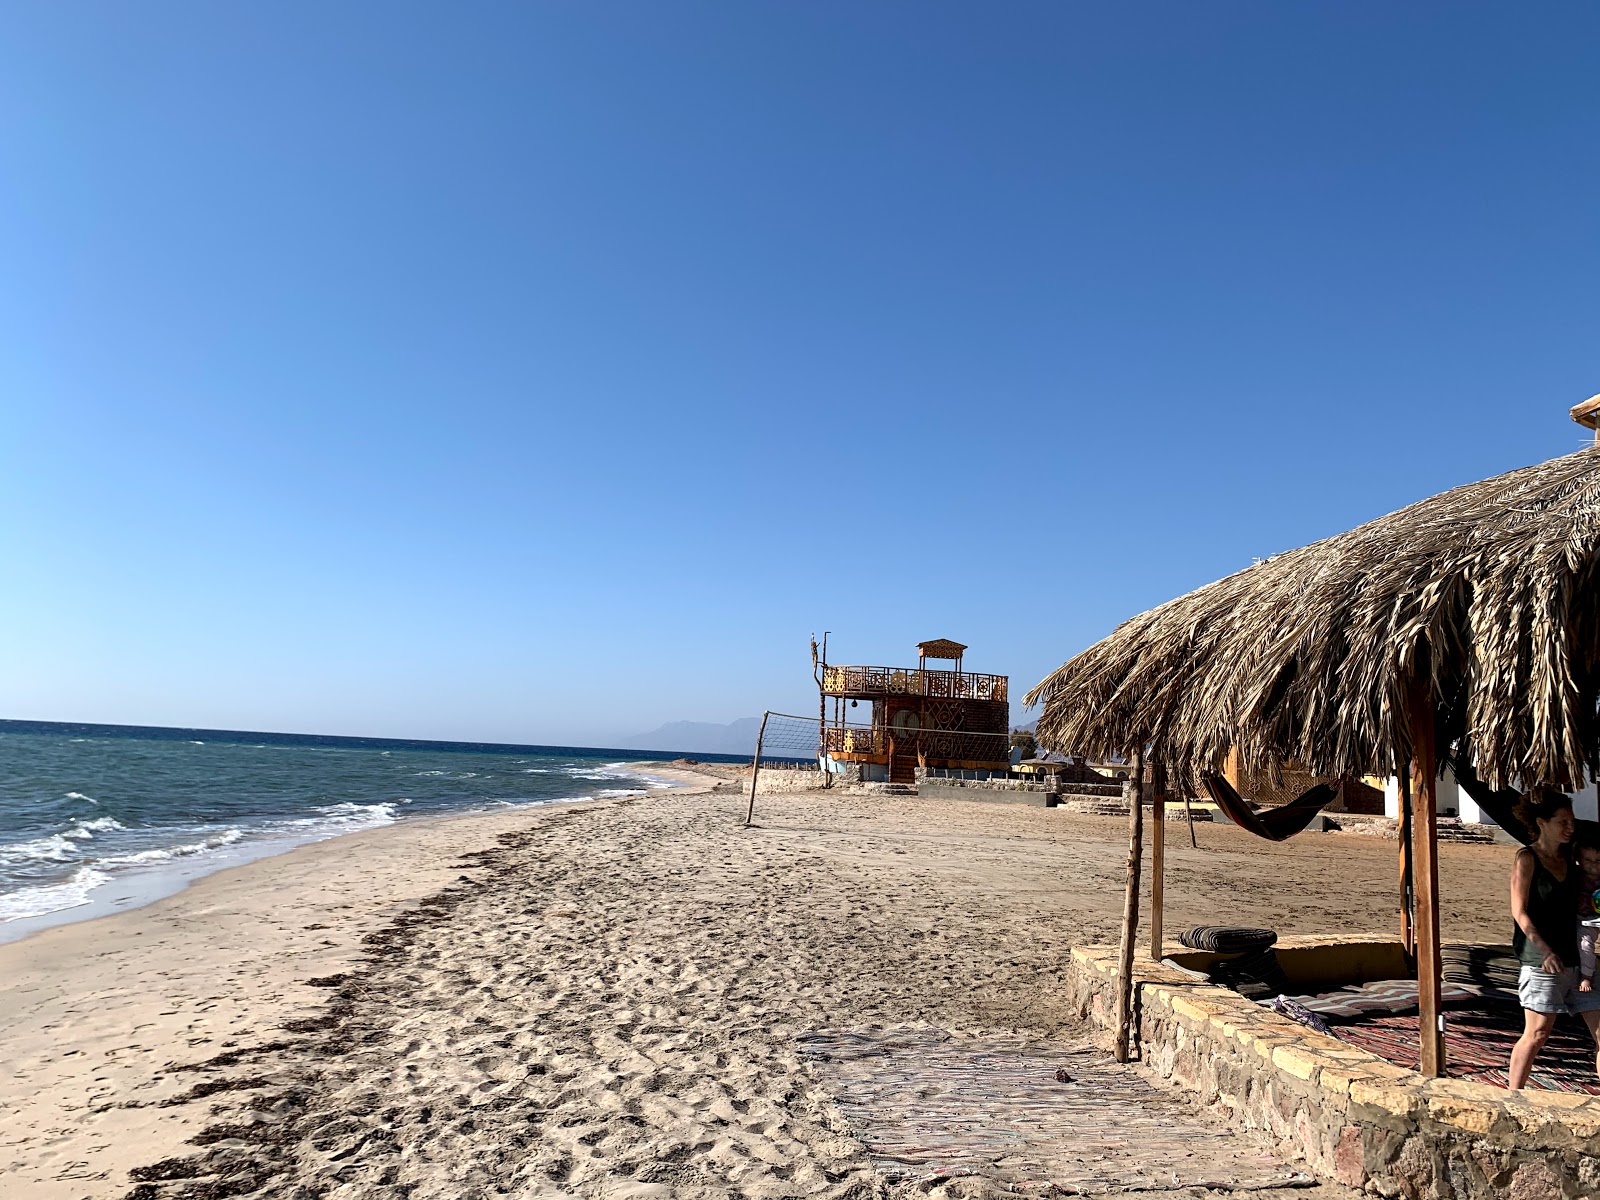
[{"left": 1577, "top": 839, "right": 1600, "bottom": 992}]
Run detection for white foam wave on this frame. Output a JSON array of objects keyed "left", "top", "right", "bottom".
[
  {"left": 565, "top": 766, "right": 635, "bottom": 781},
  {"left": 1, "top": 834, "right": 80, "bottom": 863},
  {"left": 102, "top": 829, "right": 244, "bottom": 867},
  {"left": 74, "top": 817, "right": 125, "bottom": 836},
  {"left": 0, "top": 816, "right": 129, "bottom": 864},
  {"left": 272, "top": 802, "right": 399, "bottom": 835},
  {"left": 630, "top": 773, "right": 678, "bottom": 790},
  {"left": 0, "top": 867, "right": 111, "bottom": 922}
]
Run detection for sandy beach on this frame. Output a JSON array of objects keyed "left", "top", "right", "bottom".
[{"left": 2, "top": 770, "right": 1513, "bottom": 1200}]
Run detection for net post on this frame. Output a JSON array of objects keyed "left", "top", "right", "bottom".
[{"left": 743, "top": 711, "right": 771, "bottom": 827}]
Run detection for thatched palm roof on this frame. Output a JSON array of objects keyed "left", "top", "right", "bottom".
[{"left": 1026, "top": 445, "right": 1600, "bottom": 793}]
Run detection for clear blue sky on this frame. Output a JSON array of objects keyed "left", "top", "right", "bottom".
[{"left": 1, "top": 3, "right": 1595, "bottom": 745}]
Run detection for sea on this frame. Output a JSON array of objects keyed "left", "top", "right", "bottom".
[{"left": 0, "top": 719, "right": 745, "bottom": 944}]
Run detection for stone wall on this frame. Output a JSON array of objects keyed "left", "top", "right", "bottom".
[
  {"left": 915, "top": 780, "right": 1058, "bottom": 805},
  {"left": 1066, "top": 939, "right": 1600, "bottom": 1199},
  {"left": 749, "top": 766, "right": 836, "bottom": 794}
]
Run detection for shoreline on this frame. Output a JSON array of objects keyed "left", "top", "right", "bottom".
[{"left": 0, "top": 760, "right": 720, "bottom": 948}]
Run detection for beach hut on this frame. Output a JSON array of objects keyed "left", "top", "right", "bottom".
[
  {"left": 1026, "top": 405, "right": 1600, "bottom": 1076},
  {"left": 819, "top": 639, "right": 1011, "bottom": 783}
]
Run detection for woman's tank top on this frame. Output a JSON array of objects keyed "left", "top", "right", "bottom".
[{"left": 1514, "top": 849, "right": 1579, "bottom": 968}]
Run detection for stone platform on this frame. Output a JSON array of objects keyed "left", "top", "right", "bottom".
[{"left": 1066, "top": 937, "right": 1600, "bottom": 1199}]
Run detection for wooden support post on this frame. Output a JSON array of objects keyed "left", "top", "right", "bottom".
[
  {"left": 1397, "top": 763, "right": 1415, "bottom": 956},
  {"left": 1409, "top": 687, "right": 1445, "bottom": 1077},
  {"left": 1114, "top": 747, "right": 1146, "bottom": 1063},
  {"left": 743, "top": 711, "right": 770, "bottom": 827},
  {"left": 1150, "top": 761, "right": 1166, "bottom": 961}
]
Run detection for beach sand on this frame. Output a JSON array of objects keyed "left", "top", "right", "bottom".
[{"left": 1, "top": 771, "right": 1511, "bottom": 1199}]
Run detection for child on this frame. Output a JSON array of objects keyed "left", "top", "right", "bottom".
[{"left": 1577, "top": 839, "right": 1600, "bottom": 992}]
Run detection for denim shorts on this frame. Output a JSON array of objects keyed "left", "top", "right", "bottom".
[{"left": 1518, "top": 965, "right": 1600, "bottom": 1015}]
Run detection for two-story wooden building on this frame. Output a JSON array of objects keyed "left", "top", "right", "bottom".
[{"left": 819, "top": 639, "right": 1010, "bottom": 784}]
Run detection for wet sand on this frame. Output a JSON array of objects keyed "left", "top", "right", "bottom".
[{"left": 1, "top": 771, "right": 1511, "bottom": 1199}]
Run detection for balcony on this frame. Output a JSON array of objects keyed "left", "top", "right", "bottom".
[
  {"left": 820, "top": 724, "right": 1010, "bottom": 765},
  {"left": 821, "top": 664, "right": 1008, "bottom": 703},
  {"left": 820, "top": 726, "right": 883, "bottom": 756}
]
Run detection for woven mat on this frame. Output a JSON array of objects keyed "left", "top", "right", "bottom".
[
  {"left": 1335, "top": 1003, "right": 1600, "bottom": 1094},
  {"left": 798, "top": 1027, "right": 1315, "bottom": 1194}
]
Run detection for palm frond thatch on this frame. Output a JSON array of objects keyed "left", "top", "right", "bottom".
[{"left": 1025, "top": 446, "right": 1600, "bottom": 793}]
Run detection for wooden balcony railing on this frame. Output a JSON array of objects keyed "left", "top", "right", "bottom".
[
  {"left": 821, "top": 665, "right": 1008, "bottom": 702},
  {"left": 820, "top": 725, "right": 1010, "bottom": 762},
  {"left": 820, "top": 726, "right": 883, "bottom": 756}
]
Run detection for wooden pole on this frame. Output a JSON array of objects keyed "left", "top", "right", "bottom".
[
  {"left": 1183, "top": 792, "right": 1198, "bottom": 848},
  {"left": 743, "top": 711, "right": 770, "bottom": 827},
  {"left": 1113, "top": 746, "right": 1146, "bottom": 1063},
  {"left": 1408, "top": 685, "right": 1445, "bottom": 1077},
  {"left": 1150, "top": 761, "right": 1166, "bottom": 961},
  {"left": 1397, "top": 763, "right": 1415, "bottom": 956}
]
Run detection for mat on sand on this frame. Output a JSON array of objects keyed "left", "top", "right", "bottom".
[{"left": 799, "top": 1027, "right": 1315, "bottom": 1194}]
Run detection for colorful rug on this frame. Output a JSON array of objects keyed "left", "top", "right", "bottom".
[{"left": 1334, "top": 1002, "right": 1600, "bottom": 1093}]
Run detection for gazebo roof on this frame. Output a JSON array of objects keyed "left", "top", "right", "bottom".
[
  {"left": 1025, "top": 445, "right": 1600, "bottom": 792},
  {"left": 917, "top": 639, "right": 968, "bottom": 660}
]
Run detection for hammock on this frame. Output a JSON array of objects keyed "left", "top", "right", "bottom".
[{"left": 1201, "top": 771, "right": 1338, "bottom": 842}]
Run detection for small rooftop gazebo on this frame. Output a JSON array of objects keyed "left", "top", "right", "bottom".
[{"left": 1027, "top": 405, "right": 1600, "bottom": 1076}]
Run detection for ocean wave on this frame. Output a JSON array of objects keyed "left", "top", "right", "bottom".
[
  {"left": 630, "top": 773, "right": 677, "bottom": 790},
  {"left": 271, "top": 802, "right": 399, "bottom": 835},
  {"left": 102, "top": 829, "right": 244, "bottom": 867},
  {"left": 564, "top": 764, "right": 636, "bottom": 781},
  {"left": 1, "top": 833, "right": 81, "bottom": 863},
  {"left": 74, "top": 817, "right": 125, "bottom": 836},
  {"left": 0, "top": 866, "right": 110, "bottom": 922}
]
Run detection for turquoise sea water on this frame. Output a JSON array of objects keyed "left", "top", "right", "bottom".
[{"left": 0, "top": 719, "right": 741, "bottom": 939}]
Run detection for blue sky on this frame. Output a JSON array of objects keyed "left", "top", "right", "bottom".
[{"left": 1, "top": 3, "right": 1595, "bottom": 745}]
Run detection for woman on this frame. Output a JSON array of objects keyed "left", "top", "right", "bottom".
[{"left": 1508, "top": 790, "right": 1600, "bottom": 1088}]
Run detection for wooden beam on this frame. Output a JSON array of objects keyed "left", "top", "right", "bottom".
[
  {"left": 1114, "top": 747, "right": 1146, "bottom": 1063},
  {"left": 1409, "top": 686, "right": 1445, "bottom": 1077},
  {"left": 1397, "top": 763, "right": 1415, "bottom": 956},
  {"left": 1151, "top": 761, "right": 1166, "bottom": 961},
  {"left": 1571, "top": 394, "right": 1600, "bottom": 437}
]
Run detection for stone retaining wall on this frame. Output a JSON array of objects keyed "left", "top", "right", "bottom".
[
  {"left": 749, "top": 767, "right": 834, "bottom": 794},
  {"left": 1066, "top": 938, "right": 1600, "bottom": 1198}
]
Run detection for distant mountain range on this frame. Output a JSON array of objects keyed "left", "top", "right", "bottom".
[{"left": 613, "top": 717, "right": 764, "bottom": 757}]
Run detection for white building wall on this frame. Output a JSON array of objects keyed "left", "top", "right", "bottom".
[{"left": 1382, "top": 766, "right": 1461, "bottom": 819}]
